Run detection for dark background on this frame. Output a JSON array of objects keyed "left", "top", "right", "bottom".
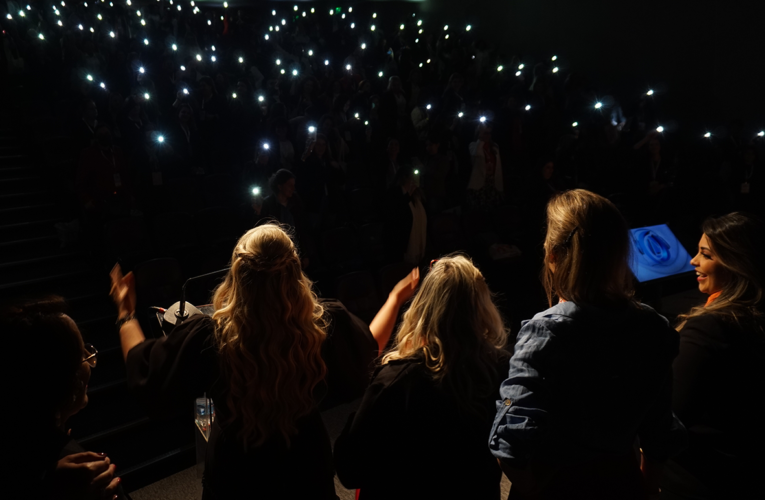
[{"left": 421, "top": 0, "right": 765, "bottom": 127}]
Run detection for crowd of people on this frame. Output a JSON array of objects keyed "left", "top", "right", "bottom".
[{"left": 2, "top": 1, "right": 765, "bottom": 499}]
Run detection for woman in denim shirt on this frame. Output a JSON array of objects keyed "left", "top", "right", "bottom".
[{"left": 489, "top": 190, "right": 685, "bottom": 499}]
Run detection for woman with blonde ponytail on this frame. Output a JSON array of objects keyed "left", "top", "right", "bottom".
[{"left": 110, "top": 224, "right": 404, "bottom": 499}]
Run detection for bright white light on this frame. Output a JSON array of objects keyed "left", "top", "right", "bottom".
[
  {"left": 704, "top": 132, "right": 711, "bottom": 138},
  {"left": 38, "top": 33, "right": 45, "bottom": 40},
  {"left": 180, "top": 65, "right": 186, "bottom": 71},
  {"left": 6, "top": 14, "right": 11, "bottom": 19},
  {"left": 258, "top": 95, "right": 264, "bottom": 102},
  {"left": 136, "top": 10, "right": 141, "bottom": 16},
  {"left": 525, "top": 105, "right": 531, "bottom": 111},
  {"left": 311, "top": 8, "right": 314, "bottom": 13},
  {"left": 110, "top": 31, "right": 115, "bottom": 38},
  {"left": 238, "top": 57, "right": 244, "bottom": 63},
  {"left": 758, "top": 131, "right": 765, "bottom": 137},
  {"left": 211, "top": 55, "right": 216, "bottom": 62},
  {"left": 232, "top": 92, "right": 237, "bottom": 99},
  {"left": 90, "top": 27, "right": 94, "bottom": 32},
  {"left": 371, "top": 25, "right": 376, "bottom": 31},
  {"left": 157, "top": 135, "right": 164, "bottom": 143},
  {"left": 144, "top": 93, "right": 150, "bottom": 100},
  {"left": 350, "top": 23, "right": 355, "bottom": 29},
  {"left": 293, "top": 5, "right": 297, "bottom": 11},
  {"left": 61, "top": 1, "right": 65, "bottom": 5},
  {"left": 348, "top": 7, "right": 352, "bottom": 12},
  {"left": 426, "top": 104, "right": 432, "bottom": 110},
  {"left": 497, "top": 65, "right": 503, "bottom": 72},
  {"left": 57, "top": 20, "right": 62, "bottom": 26},
  {"left": 262, "top": 143, "right": 270, "bottom": 150},
  {"left": 269, "top": 26, "right": 273, "bottom": 31},
  {"left": 594, "top": 102, "right": 603, "bottom": 109},
  {"left": 100, "top": 82, "right": 106, "bottom": 89},
  {"left": 572, "top": 122, "right": 578, "bottom": 127},
  {"left": 308, "top": 126, "right": 316, "bottom": 133},
  {"left": 466, "top": 25, "right": 471, "bottom": 31},
  {"left": 55, "top": 10, "right": 60, "bottom": 15},
  {"left": 196, "top": 54, "right": 202, "bottom": 61},
  {"left": 341, "top": 13, "right": 345, "bottom": 19},
  {"left": 647, "top": 89, "right": 654, "bottom": 96},
  {"left": 276, "top": 59, "right": 281, "bottom": 65},
  {"left": 414, "top": 169, "right": 419, "bottom": 175},
  {"left": 292, "top": 69, "right": 298, "bottom": 76},
  {"left": 445, "top": 34, "right": 449, "bottom": 39},
  {"left": 86, "top": 74, "right": 93, "bottom": 81},
  {"left": 308, "top": 50, "right": 313, "bottom": 56},
  {"left": 480, "top": 116, "right": 486, "bottom": 123},
  {"left": 552, "top": 67, "right": 559, "bottom": 73},
  {"left": 378, "top": 71, "right": 383, "bottom": 77},
  {"left": 177, "top": 5, "right": 181, "bottom": 11},
  {"left": 419, "top": 29, "right": 423, "bottom": 34},
  {"left": 444, "top": 25, "right": 448, "bottom": 30},
  {"left": 26, "top": 4, "right": 31, "bottom": 9},
  {"left": 264, "top": 34, "right": 269, "bottom": 40},
  {"left": 417, "top": 20, "right": 422, "bottom": 26},
  {"left": 427, "top": 59, "right": 431, "bottom": 64},
  {"left": 458, "top": 112, "right": 464, "bottom": 118},
  {"left": 329, "top": 9, "right": 333, "bottom": 15},
  {"left": 361, "top": 43, "right": 366, "bottom": 49},
  {"left": 275, "top": 26, "right": 279, "bottom": 31},
  {"left": 139, "top": 66, "right": 145, "bottom": 73},
  {"left": 140, "top": 19, "right": 145, "bottom": 25},
  {"left": 325, "top": 60, "right": 329, "bottom": 66},
  {"left": 419, "top": 63, "right": 423, "bottom": 68},
  {"left": 514, "top": 70, "right": 522, "bottom": 76},
  {"left": 97, "top": 13, "right": 102, "bottom": 19},
  {"left": 364, "top": 121, "right": 369, "bottom": 125},
  {"left": 223, "top": 1, "right": 227, "bottom": 7},
  {"left": 144, "top": 38, "right": 149, "bottom": 45},
  {"left": 252, "top": 187, "right": 261, "bottom": 196},
  {"left": 656, "top": 126, "right": 665, "bottom": 133},
  {"left": 399, "top": 24, "right": 404, "bottom": 30},
  {"left": 207, "top": 20, "right": 211, "bottom": 25},
  {"left": 373, "top": 13, "right": 377, "bottom": 18},
  {"left": 280, "top": 69, "right": 285, "bottom": 74},
  {"left": 302, "top": 12, "right": 306, "bottom": 17},
  {"left": 354, "top": 113, "right": 360, "bottom": 119},
  {"left": 415, "top": 38, "right": 419, "bottom": 43},
  {"left": 191, "top": 1, "right": 194, "bottom": 5},
  {"left": 78, "top": 24, "right": 83, "bottom": 30},
  {"left": 346, "top": 64, "right": 351, "bottom": 71},
  {"left": 551, "top": 55, "right": 557, "bottom": 61},
  {"left": 183, "top": 88, "right": 189, "bottom": 94},
  {"left": 281, "top": 19, "right": 285, "bottom": 25},
  {"left": 18, "top": 10, "right": 25, "bottom": 17},
  {"left": 272, "top": 10, "right": 275, "bottom": 15}
]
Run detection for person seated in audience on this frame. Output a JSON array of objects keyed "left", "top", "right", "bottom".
[
  {"left": 334, "top": 255, "right": 508, "bottom": 499},
  {"left": 166, "top": 103, "right": 199, "bottom": 175},
  {"left": 109, "top": 224, "right": 418, "bottom": 498},
  {"left": 379, "top": 137, "right": 403, "bottom": 189},
  {"left": 73, "top": 99, "right": 99, "bottom": 152},
  {"left": 467, "top": 120, "right": 505, "bottom": 212},
  {"left": 490, "top": 189, "right": 685, "bottom": 500},
  {"left": 3, "top": 296, "right": 123, "bottom": 500},
  {"left": 251, "top": 169, "right": 314, "bottom": 269},
  {"left": 668, "top": 212, "right": 765, "bottom": 499},
  {"left": 382, "top": 166, "right": 427, "bottom": 265},
  {"left": 118, "top": 97, "right": 148, "bottom": 157},
  {"left": 273, "top": 117, "right": 296, "bottom": 172},
  {"left": 76, "top": 124, "right": 136, "bottom": 219}
]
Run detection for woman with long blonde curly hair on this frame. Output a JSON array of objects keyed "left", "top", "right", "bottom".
[
  {"left": 110, "top": 224, "right": 400, "bottom": 499},
  {"left": 334, "top": 255, "right": 511, "bottom": 500}
]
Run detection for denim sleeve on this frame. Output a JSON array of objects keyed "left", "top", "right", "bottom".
[{"left": 488, "top": 320, "right": 557, "bottom": 467}]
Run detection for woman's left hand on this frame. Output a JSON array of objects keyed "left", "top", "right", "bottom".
[
  {"left": 110, "top": 264, "right": 136, "bottom": 319},
  {"left": 390, "top": 268, "right": 420, "bottom": 306}
]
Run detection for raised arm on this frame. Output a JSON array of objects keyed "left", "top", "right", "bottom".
[
  {"left": 369, "top": 268, "right": 420, "bottom": 354},
  {"left": 110, "top": 264, "right": 144, "bottom": 362}
]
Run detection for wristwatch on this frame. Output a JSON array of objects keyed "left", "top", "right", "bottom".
[{"left": 116, "top": 313, "right": 137, "bottom": 329}]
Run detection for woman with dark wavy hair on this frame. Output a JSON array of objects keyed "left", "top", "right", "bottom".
[
  {"left": 110, "top": 224, "right": 418, "bottom": 498},
  {"left": 668, "top": 212, "right": 765, "bottom": 499}
]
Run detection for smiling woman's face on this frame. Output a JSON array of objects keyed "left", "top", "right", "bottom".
[{"left": 690, "top": 234, "right": 730, "bottom": 295}]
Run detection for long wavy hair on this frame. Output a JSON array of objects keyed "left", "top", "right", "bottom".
[
  {"left": 212, "top": 224, "right": 327, "bottom": 448},
  {"left": 383, "top": 255, "right": 508, "bottom": 416},
  {"left": 542, "top": 189, "right": 636, "bottom": 308},
  {"left": 678, "top": 212, "right": 765, "bottom": 330}
]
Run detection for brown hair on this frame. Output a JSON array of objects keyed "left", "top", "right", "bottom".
[
  {"left": 542, "top": 189, "right": 636, "bottom": 307},
  {"left": 678, "top": 212, "right": 765, "bottom": 328},
  {"left": 212, "top": 224, "right": 327, "bottom": 448}
]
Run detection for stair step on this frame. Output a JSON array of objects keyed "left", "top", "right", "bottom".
[
  {"left": 0, "top": 218, "right": 66, "bottom": 242},
  {"left": 0, "top": 190, "right": 52, "bottom": 209}
]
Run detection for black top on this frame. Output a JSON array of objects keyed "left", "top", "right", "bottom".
[
  {"left": 125, "top": 299, "right": 377, "bottom": 499},
  {"left": 672, "top": 313, "right": 765, "bottom": 494},
  {"left": 334, "top": 352, "right": 511, "bottom": 500}
]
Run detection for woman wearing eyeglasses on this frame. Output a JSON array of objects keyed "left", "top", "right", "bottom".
[
  {"left": 489, "top": 190, "right": 685, "bottom": 500},
  {"left": 109, "top": 224, "right": 419, "bottom": 499},
  {"left": 3, "top": 296, "right": 122, "bottom": 500},
  {"left": 334, "top": 255, "right": 510, "bottom": 499}
]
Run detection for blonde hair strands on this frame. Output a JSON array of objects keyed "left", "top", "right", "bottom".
[{"left": 212, "top": 224, "right": 327, "bottom": 448}]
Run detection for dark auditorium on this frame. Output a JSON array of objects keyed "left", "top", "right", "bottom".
[{"left": 3, "top": 0, "right": 765, "bottom": 498}]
